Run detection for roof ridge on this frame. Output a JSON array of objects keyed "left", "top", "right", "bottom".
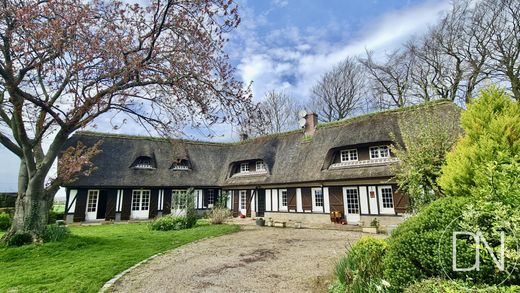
[{"left": 74, "top": 100, "right": 456, "bottom": 144}]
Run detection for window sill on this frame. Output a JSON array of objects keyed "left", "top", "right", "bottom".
[
  {"left": 329, "top": 157, "right": 399, "bottom": 169},
  {"left": 232, "top": 170, "right": 268, "bottom": 177}
]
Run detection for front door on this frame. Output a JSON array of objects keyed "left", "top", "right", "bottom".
[
  {"left": 85, "top": 190, "right": 100, "bottom": 221},
  {"left": 343, "top": 187, "right": 360, "bottom": 223},
  {"left": 238, "top": 190, "right": 247, "bottom": 216}
]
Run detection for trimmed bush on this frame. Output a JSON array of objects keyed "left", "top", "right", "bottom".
[
  {"left": 42, "top": 224, "right": 70, "bottom": 242},
  {"left": 149, "top": 215, "right": 197, "bottom": 231},
  {"left": 383, "top": 197, "right": 471, "bottom": 291},
  {"left": 405, "top": 278, "right": 520, "bottom": 293},
  {"left": 332, "top": 237, "right": 389, "bottom": 293},
  {"left": 0, "top": 212, "right": 11, "bottom": 231},
  {"left": 208, "top": 207, "right": 231, "bottom": 224}
]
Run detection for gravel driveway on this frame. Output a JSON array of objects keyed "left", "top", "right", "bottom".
[{"left": 111, "top": 224, "right": 365, "bottom": 293}]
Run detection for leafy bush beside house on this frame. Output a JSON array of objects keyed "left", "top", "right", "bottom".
[{"left": 391, "top": 105, "right": 461, "bottom": 211}]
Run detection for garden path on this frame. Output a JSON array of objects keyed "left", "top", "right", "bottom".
[{"left": 111, "top": 222, "right": 366, "bottom": 292}]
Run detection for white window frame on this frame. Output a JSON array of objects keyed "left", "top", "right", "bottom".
[
  {"left": 311, "top": 188, "right": 324, "bottom": 212},
  {"left": 340, "top": 149, "right": 358, "bottom": 162},
  {"left": 240, "top": 162, "right": 250, "bottom": 173},
  {"left": 369, "top": 146, "right": 390, "bottom": 159},
  {"left": 256, "top": 160, "right": 266, "bottom": 171},
  {"left": 85, "top": 190, "right": 99, "bottom": 221},
  {"left": 130, "top": 189, "right": 150, "bottom": 219},
  {"left": 280, "top": 189, "right": 288, "bottom": 211}
]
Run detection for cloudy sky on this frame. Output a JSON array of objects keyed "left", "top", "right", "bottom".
[{"left": 0, "top": 0, "right": 450, "bottom": 193}]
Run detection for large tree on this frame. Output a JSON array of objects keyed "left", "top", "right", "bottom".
[
  {"left": 0, "top": 0, "right": 250, "bottom": 242},
  {"left": 258, "top": 90, "right": 298, "bottom": 133},
  {"left": 310, "top": 57, "right": 365, "bottom": 122}
]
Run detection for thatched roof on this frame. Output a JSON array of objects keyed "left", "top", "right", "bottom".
[{"left": 61, "top": 100, "right": 460, "bottom": 188}]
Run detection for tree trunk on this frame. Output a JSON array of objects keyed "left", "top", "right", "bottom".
[{"left": 1, "top": 165, "right": 51, "bottom": 243}]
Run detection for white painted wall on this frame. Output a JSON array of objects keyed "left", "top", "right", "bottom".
[
  {"left": 296, "top": 188, "right": 303, "bottom": 212},
  {"left": 67, "top": 189, "right": 78, "bottom": 214},
  {"left": 368, "top": 186, "right": 379, "bottom": 215},
  {"left": 324, "top": 187, "right": 330, "bottom": 213},
  {"left": 359, "top": 186, "right": 369, "bottom": 214},
  {"left": 271, "top": 189, "right": 279, "bottom": 211},
  {"left": 265, "top": 189, "right": 271, "bottom": 211}
]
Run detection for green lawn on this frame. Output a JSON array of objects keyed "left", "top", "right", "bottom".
[{"left": 0, "top": 222, "right": 239, "bottom": 292}]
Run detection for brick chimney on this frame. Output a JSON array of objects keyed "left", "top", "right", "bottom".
[
  {"left": 239, "top": 133, "right": 249, "bottom": 141},
  {"left": 304, "top": 113, "right": 318, "bottom": 137}
]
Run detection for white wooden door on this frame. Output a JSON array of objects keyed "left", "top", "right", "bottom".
[
  {"left": 377, "top": 185, "right": 395, "bottom": 215},
  {"left": 130, "top": 190, "right": 150, "bottom": 219},
  {"left": 85, "top": 190, "right": 99, "bottom": 221},
  {"left": 239, "top": 190, "right": 247, "bottom": 216},
  {"left": 343, "top": 187, "right": 360, "bottom": 223}
]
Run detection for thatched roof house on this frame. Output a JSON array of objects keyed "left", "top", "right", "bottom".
[{"left": 61, "top": 101, "right": 460, "bottom": 225}]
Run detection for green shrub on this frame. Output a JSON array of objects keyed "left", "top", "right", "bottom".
[
  {"left": 438, "top": 87, "right": 520, "bottom": 204},
  {"left": 42, "top": 224, "right": 70, "bottom": 242},
  {"left": 0, "top": 212, "right": 11, "bottom": 231},
  {"left": 405, "top": 278, "right": 520, "bottom": 293},
  {"left": 383, "top": 197, "right": 471, "bottom": 291},
  {"left": 208, "top": 207, "right": 231, "bottom": 224},
  {"left": 149, "top": 215, "right": 197, "bottom": 231},
  {"left": 333, "top": 237, "right": 389, "bottom": 293},
  {"left": 6, "top": 232, "right": 33, "bottom": 247}
]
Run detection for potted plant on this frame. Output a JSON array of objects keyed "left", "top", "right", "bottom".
[
  {"left": 256, "top": 217, "right": 265, "bottom": 226},
  {"left": 362, "top": 218, "right": 379, "bottom": 234},
  {"left": 266, "top": 217, "right": 273, "bottom": 227}
]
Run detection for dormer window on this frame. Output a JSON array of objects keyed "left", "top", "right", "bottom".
[
  {"left": 240, "top": 162, "right": 249, "bottom": 173},
  {"left": 171, "top": 159, "right": 190, "bottom": 171},
  {"left": 340, "top": 149, "right": 358, "bottom": 162},
  {"left": 256, "top": 160, "right": 266, "bottom": 171},
  {"left": 132, "top": 156, "right": 155, "bottom": 169},
  {"left": 370, "top": 146, "right": 390, "bottom": 159}
]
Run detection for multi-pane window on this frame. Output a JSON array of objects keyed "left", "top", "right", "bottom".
[
  {"left": 314, "top": 189, "right": 324, "bottom": 207},
  {"left": 240, "top": 162, "right": 249, "bottom": 173},
  {"left": 208, "top": 189, "right": 215, "bottom": 205},
  {"left": 132, "top": 190, "right": 150, "bottom": 211},
  {"left": 256, "top": 161, "right": 266, "bottom": 171},
  {"left": 87, "top": 190, "right": 99, "bottom": 212},
  {"left": 381, "top": 187, "right": 394, "bottom": 208},
  {"left": 369, "top": 146, "right": 390, "bottom": 159},
  {"left": 340, "top": 149, "right": 358, "bottom": 162},
  {"left": 345, "top": 188, "right": 359, "bottom": 214},
  {"left": 240, "top": 190, "right": 246, "bottom": 209},
  {"left": 281, "top": 190, "right": 288, "bottom": 207},
  {"left": 173, "top": 190, "right": 187, "bottom": 209}
]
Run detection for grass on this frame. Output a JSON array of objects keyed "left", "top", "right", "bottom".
[{"left": 0, "top": 222, "right": 239, "bottom": 293}]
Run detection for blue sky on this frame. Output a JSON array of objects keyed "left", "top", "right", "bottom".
[{"left": 0, "top": 0, "right": 450, "bottom": 193}]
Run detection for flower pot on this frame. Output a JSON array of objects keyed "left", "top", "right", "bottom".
[{"left": 256, "top": 218, "right": 265, "bottom": 226}]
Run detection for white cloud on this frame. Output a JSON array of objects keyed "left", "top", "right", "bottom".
[{"left": 235, "top": 0, "right": 451, "bottom": 104}]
